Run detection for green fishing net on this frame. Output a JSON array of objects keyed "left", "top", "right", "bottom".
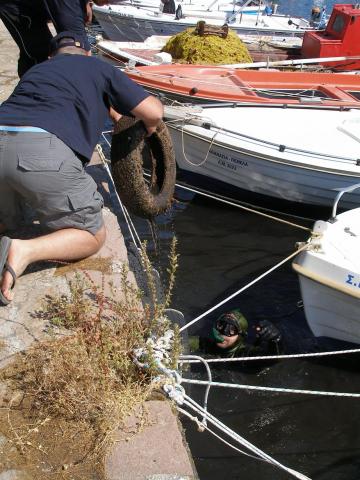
[{"left": 161, "top": 26, "right": 252, "bottom": 64}]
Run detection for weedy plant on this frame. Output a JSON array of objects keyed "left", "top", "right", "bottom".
[{"left": 0, "top": 237, "right": 180, "bottom": 478}]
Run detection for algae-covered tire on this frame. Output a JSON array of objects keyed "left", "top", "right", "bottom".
[{"left": 110, "top": 117, "right": 176, "bottom": 218}]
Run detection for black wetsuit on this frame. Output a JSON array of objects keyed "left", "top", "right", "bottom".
[{"left": 0, "top": 0, "right": 89, "bottom": 77}]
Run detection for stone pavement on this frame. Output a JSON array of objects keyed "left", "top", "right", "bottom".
[{"left": 0, "top": 20, "right": 197, "bottom": 480}]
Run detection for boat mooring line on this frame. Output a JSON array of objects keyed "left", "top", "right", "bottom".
[
  {"left": 177, "top": 407, "right": 265, "bottom": 462},
  {"left": 144, "top": 166, "right": 314, "bottom": 225},
  {"left": 135, "top": 323, "right": 311, "bottom": 479},
  {"left": 179, "top": 354, "right": 212, "bottom": 426},
  {"left": 180, "top": 119, "right": 224, "bottom": 167},
  {"left": 172, "top": 180, "right": 315, "bottom": 224},
  {"left": 182, "top": 395, "right": 311, "bottom": 480},
  {"left": 179, "top": 347, "right": 360, "bottom": 363},
  {"left": 181, "top": 378, "right": 360, "bottom": 398},
  {"left": 97, "top": 144, "right": 143, "bottom": 251},
  {"left": 179, "top": 243, "right": 309, "bottom": 332}
]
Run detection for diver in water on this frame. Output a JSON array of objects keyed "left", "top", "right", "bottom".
[{"left": 190, "top": 308, "right": 282, "bottom": 358}]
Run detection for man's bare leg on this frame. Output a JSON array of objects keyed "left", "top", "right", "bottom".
[{"left": 1, "top": 225, "right": 106, "bottom": 302}]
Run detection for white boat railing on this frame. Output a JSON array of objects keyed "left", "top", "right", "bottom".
[
  {"left": 331, "top": 182, "right": 360, "bottom": 219},
  {"left": 227, "top": 0, "right": 263, "bottom": 23},
  {"left": 223, "top": 55, "right": 360, "bottom": 69},
  {"left": 181, "top": 114, "right": 359, "bottom": 163}
]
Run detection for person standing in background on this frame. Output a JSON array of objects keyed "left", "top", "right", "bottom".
[{"left": 0, "top": 0, "right": 109, "bottom": 77}]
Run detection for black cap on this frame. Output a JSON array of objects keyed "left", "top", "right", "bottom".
[{"left": 50, "top": 31, "right": 90, "bottom": 53}]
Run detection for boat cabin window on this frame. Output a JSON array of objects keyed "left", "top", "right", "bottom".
[
  {"left": 347, "top": 91, "right": 360, "bottom": 101},
  {"left": 330, "top": 14, "right": 345, "bottom": 34},
  {"left": 255, "top": 89, "right": 331, "bottom": 101}
]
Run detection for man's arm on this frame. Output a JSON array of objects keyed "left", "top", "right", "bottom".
[{"left": 130, "top": 96, "right": 164, "bottom": 136}]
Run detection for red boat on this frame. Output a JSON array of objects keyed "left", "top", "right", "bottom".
[
  {"left": 125, "top": 65, "right": 360, "bottom": 106},
  {"left": 302, "top": 3, "right": 360, "bottom": 71}
]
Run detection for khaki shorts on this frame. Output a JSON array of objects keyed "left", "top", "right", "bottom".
[{"left": 0, "top": 131, "right": 103, "bottom": 234}]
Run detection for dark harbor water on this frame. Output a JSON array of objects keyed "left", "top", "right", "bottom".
[
  {"left": 96, "top": 0, "right": 360, "bottom": 477},
  {"left": 109, "top": 181, "right": 360, "bottom": 480}
]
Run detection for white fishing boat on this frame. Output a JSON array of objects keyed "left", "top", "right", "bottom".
[
  {"left": 93, "top": 2, "right": 310, "bottom": 42},
  {"left": 120, "top": 0, "right": 268, "bottom": 15},
  {"left": 118, "top": 0, "right": 269, "bottom": 13},
  {"left": 293, "top": 185, "right": 360, "bottom": 344},
  {"left": 164, "top": 103, "right": 360, "bottom": 210},
  {"left": 96, "top": 37, "right": 172, "bottom": 66}
]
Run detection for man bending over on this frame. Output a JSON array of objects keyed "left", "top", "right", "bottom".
[{"left": 0, "top": 31, "right": 163, "bottom": 305}]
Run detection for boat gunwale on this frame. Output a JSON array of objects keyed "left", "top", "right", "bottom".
[
  {"left": 167, "top": 122, "right": 360, "bottom": 175},
  {"left": 292, "top": 261, "right": 360, "bottom": 300},
  {"left": 126, "top": 69, "right": 360, "bottom": 107}
]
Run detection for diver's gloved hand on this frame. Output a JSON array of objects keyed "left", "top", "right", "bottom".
[{"left": 255, "top": 320, "right": 282, "bottom": 344}]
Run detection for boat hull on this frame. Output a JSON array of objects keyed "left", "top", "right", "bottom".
[
  {"left": 296, "top": 274, "right": 360, "bottom": 344},
  {"left": 93, "top": 7, "right": 307, "bottom": 42},
  {"left": 168, "top": 124, "right": 360, "bottom": 210},
  {"left": 293, "top": 207, "right": 360, "bottom": 344}
]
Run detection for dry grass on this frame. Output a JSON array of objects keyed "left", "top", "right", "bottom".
[{"left": 0, "top": 238, "right": 180, "bottom": 478}]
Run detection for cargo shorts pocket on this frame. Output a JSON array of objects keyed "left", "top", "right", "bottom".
[
  {"left": 18, "top": 153, "right": 64, "bottom": 172},
  {"left": 68, "top": 184, "right": 104, "bottom": 213}
]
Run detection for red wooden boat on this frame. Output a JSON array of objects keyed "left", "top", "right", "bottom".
[
  {"left": 125, "top": 65, "right": 360, "bottom": 106},
  {"left": 302, "top": 3, "right": 360, "bottom": 71}
]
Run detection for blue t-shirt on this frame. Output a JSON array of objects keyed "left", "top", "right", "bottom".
[{"left": 0, "top": 54, "right": 150, "bottom": 160}]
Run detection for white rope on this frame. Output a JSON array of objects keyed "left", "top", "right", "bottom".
[
  {"left": 177, "top": 407, "right": 267, "bottom": 462},
  {"left": 123, "top": 204, "right": 143, "bottom": 248},
  {"left": 179, "top": 243, "right": 309, "bottom": 332},
  {"left": 97, "top": 145, "right": 143, "bottom": 251},
  {"left": 181, "top": 378, "right": 360, "bottom": 398},
  {"left": 146, "top": 333, "right": 312, "bottom": 479},
  {"left": 179, "top": 354, "right": 212, "bottom": 427},
  {"left": 180, "top": 119, "right": 223, "bottom": 167},
  {"left": 183, "top": 395, "right": 311, "bottom": 480},
  {"left": 102, "top": 161, "right": 141, "bottom": 249},
  {"left": 101, "top": 130, "right": 112, "bottom": 148},
  {"left": 179, "top": 347, "right": 360, "bottom": 363},
  {"left": 177, "top": 181, "right": 313, "bottom": 226}
]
